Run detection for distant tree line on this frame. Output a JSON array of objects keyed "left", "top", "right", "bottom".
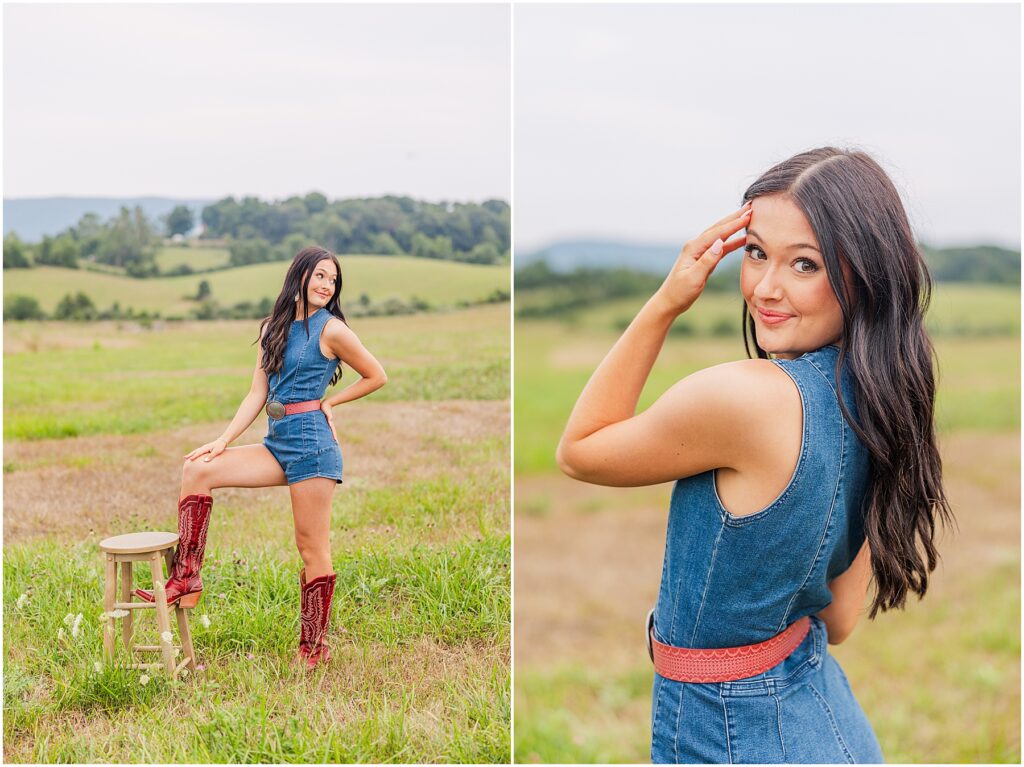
[
  {"left": 3, "top": 194, "right": 511, "bottom": 275},
  {"left": 202, "top": 194, "right": 509, "bottom": 266},
  {"left": 515, "top": 245, "right": 1020, "bottom": 318},
  {"left": 4, "top": 207, "right": 160, "bottom": 277}
]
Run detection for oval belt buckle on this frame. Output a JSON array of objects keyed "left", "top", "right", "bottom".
[
  {"left": 646, "top": 607, "right": 655, "bottom": 664},
  {"left": 266, "top": 400, "right": 286, "bottom": 420}
]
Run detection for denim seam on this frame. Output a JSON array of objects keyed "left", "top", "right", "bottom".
[
  {"left": 777, "top": 376, "right": 846, "bottom": 633},
  {"left": 720, "top": 688, "right": 734, "bottom": 764},
  {"left": 807, "top": 679, "right": 855, "bottom": 763},
  {"left": 673, "top": 682, "right": 684, "bottom": 764},
  {"left": 651, "top": 675, "right": 666, "bottom": 761},
  {"left": 774, "top": 692, "right": 786, "bottom": 760},
  {"left": 714, "top": 358, "right": 809, "bottom": 527},
  {"left": 315, "top": 314, "right": 338, "bottom": 364},
  {"left": 689, "top": 522, "right": 725, "bottom": 646}
]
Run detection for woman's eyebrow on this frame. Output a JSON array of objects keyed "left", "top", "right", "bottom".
[{"left": 746, "top": 228, "right": 820, "bottom": 253}]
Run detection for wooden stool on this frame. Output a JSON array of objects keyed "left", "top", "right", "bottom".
[{"left": 99, "top": 531, "right": 196, "bottom": 678}]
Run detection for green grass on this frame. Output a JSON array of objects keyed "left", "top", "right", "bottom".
[
  {"left": 514, "top": 285, "right": 1020, "bottom": 474},
  {"left": 518, "top": 282, "right": 1020, "bottom": 339},
  {"left": 154, "top": 245, "right": 232, "bottom": 273},
  {"left": 5, "top": 535, "right": 510, "bottom": 763},
  {"left": 3, "top": 299, "right": 511, "bottom": 762},
  {"left": 514, "top": 558, "right": 1020, "bottom": 763},
  {"left": 5, "top": 256, "right": 509, "bottom": 317},
  {"left": 3, "top": 303, "right": 509, "bottom": 440}
]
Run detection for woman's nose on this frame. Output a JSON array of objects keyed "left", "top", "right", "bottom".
[{"left": 752, "top": 267, "right": 784, "bottom": 300}]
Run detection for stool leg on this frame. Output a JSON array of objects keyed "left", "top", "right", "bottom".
[
  {"left": 175, "top": 604, "right": 196, "bottom": 673},
  {"left": 149, "top": 553, "right": 176, "bottom": 676},
  {"left": 103, "top": 554, "right": 117, "bottom": 661},
  {"left": 120, "top": 561, "right": 134, "bottom": 652}
]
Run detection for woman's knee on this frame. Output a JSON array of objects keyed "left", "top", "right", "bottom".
[
  {"left": 181, "top": 457, "right": 212, "bottom": 487},
  {"left": 294, "top": 534, "right": 329, "bottom": 564}
]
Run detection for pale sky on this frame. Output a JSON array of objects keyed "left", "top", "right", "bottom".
[
  {"left": 4, "top": 3, "right": 510, "bottom": 202},
  {"left": 515, "top": 3, "right": 1021, "bottom": 251}
]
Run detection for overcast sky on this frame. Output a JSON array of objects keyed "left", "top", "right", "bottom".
[
  {"left": 515, "top": 3, "right": 1021, "bottom": 251},
  {"left": 4, "top": 3, "right": 510, "bottom": 202}
]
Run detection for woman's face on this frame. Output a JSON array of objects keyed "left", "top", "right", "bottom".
[
  {"left": 740, "top": 194, "right": 844, "bottom": 359},
  {"left": 305, "top": 258, "right": 338, "bottom": 309}
]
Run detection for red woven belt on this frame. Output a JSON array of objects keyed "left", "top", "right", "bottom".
[
  {"left": 283, "top": 399, "right": 322, "bottom": 415},
  {"left": 266, "top": 399, "right": 322, "bottom": 420},
  {"left": 646, "top": 611, "right": 811, "bottom": 683}
]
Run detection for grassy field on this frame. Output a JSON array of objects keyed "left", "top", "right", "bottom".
[
  {"left": 513, "top": 284, "right": 1020, "bottom": 763},
  {"left": 4, "top": 308, "right": 508, "bottom": 442},
  {"left": 154, "top": 245, "right": 232, "bottom": 272},
  {"left": 4, "top": 256, "right": 509, "bottom": 317},
  {"left": 3, "top": 303, "right": 511, "bottom": 763}
]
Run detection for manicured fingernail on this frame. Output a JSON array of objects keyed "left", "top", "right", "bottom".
[
  {"left": 711, "top": 238, "right": 724, "bottom": 255},
  {"left": 742, "top": 209, "right": 752, "bottom": 217}
]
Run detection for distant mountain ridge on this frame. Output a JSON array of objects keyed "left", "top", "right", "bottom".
[
  {"left": 518, "top": 239, "right": 1021, "bottom": 284},
  {"left": 4, "top": 197, "right": 216, "bottom": 240}
]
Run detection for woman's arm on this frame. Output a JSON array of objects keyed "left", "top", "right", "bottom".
[
  {"left": 187, "top": 330, "right": 271, "bottom": 462},
  {"left": 815, "top": 538, "right": 873, "bottom": 644},
  {"left": 557, "top": 203, "right": 763, "bottom": 486},
  {"left": 322, "top": 320, "right": 387, "bottom": 407}
]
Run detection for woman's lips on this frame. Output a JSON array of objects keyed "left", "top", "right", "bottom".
[{"left": 756, "top": 308, "right": 795, "bottom": 326}]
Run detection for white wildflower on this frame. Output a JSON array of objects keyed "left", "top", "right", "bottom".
[
  {"left": 58, "top": 627, "right": 66, "bottom": 643},
  {"left": 71, "top": 613, "right": 84, "bottom": 638},
  {"left": 108, "top": 609, "right": 129, "bottom": 619},
  {"left": 16, "top": 593, "right": 27, "bottom": 609},
  {"left": 199, "top": 614, "right": 211, "bottom": 629},
  {"left": 180, "top": 668, "right": 189, "bottom": 678},
  {"left": 160, "top": 631, "right": 173, "bottom": 644},
  {"left": 63, "top": 613, "right": 74, "bottom": 626},
  {"left": 93, "top": 661, "right": 102, "bottom": 673},
  {"left": 139, "top": 674, "right": 150, "bottom": 686}
]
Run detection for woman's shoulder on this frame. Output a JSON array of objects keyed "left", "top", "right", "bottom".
[
  {"left": 684, "top": 357, "right": 795, "bottom": 403},
  {"left": 668, "top": 358, "right": 799, "bottom": 437}
]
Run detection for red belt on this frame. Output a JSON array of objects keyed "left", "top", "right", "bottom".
[
  {"left": 266, "top": 399, "right": 321, "bottom": 420},
  {"left": 646, "top": 610, "right": 811, "bottom": 683}
]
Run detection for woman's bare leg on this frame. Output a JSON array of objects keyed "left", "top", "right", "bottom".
[
  {"left": 290, "top": 478, "right": 335, "bottom": 580},
  {"left": 180, "top": 444, "right": 287, "bottom": 499}
]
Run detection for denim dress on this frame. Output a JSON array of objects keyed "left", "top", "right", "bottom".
[
  {"left": 263, "top": 307, "right": 344, "bottom": 485},
  {"left": 651, "top": 345, "right": 884, "bottom": 764}
]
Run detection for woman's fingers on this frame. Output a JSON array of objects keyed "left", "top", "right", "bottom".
[{"left": 706, "top": 200, "right": 752, "bottom": 230}]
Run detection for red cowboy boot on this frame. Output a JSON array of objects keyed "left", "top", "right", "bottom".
[
  {"left": 135, "top": 494, "right": 213, "bottom": 608},
  {"left": 295, "top": 568, "right": 337, "bottom": 669}
]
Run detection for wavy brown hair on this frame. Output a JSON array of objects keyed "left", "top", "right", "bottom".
[
  {"left": 256, "top": 246, "right": 348, "bottom": 388},
  {"left": 741, "top": 147, "right": 956, "bottom": 619}
]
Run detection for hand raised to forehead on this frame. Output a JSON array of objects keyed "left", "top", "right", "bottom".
[{"left": 654, "top": 202, "right": 751, "bottom": 316}]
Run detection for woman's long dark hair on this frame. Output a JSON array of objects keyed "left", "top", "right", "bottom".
[
  {"left": 256, "top": 245, "right": 349, "bottom": 388},
  {"left": 741, "top": 147, "right": 955, "bottom": 619}
]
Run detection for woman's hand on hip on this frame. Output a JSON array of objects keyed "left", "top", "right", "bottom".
[
  {"left": 321, "top": 401, "right": 338, "bottom": 443},
  {"left": 185, "top": 437, "right": 227, "bottom": 463},
  {"left": 653, "top": 202, "right": 751, "bottom": 316}
]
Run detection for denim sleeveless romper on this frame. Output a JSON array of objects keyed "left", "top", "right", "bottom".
[
  {"left": 650, "top": 345, "right": 884, "bottom": 764},
  {"left": 262, "top": 307, "right": 344, "bottom": 485}
]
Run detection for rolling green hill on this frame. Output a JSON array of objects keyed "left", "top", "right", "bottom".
[
  {"left": 154, "top": 245, "right": 231, "bottom": 272},
  {"left": 4, "top": 256, "right": 509, "bottom": 317}
]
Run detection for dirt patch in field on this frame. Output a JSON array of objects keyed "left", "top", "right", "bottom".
[
  {"left": 514, "top": 432, "right": 1020, "bottom": 669},
  {"left": 3, "top": 400, "right": 508, "bottom": 544}
]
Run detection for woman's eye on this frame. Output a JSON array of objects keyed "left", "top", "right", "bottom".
[
  {"left": 794, "top": 258, "right": 819, "bottom": 274},
  {"left": 744, "top": 244, "right": 766, "bottom": 261}
]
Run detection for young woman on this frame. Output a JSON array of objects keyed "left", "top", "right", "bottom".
[
  {"left": 557, "top": 147, "right": 953, "bottom": 763},
  {"left": 136, "top": 245, "right": 387, "bottom": 669}
]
